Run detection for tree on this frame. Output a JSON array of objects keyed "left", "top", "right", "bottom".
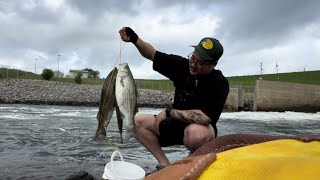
[
  {"left": 83, "top": 68, "right": 100, "bottom": 78},
  {"left": 41, "top": 69, "right": 54, "bottom": 80},
  {"left": 74, "top": 72, "right": 82, "bottom": 84},
  {"left": 91, "top": 70, "right": 99, "bottom": 78}
]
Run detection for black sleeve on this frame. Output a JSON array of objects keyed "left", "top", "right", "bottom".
[{"left": 153, "top": 51, "right": 188, "bottom": 81}]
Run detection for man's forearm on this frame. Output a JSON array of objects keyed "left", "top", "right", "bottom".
[
  {"left": 169, "top": 109, "right": 211, "bottom": 126},
  {"left": 134, "top": 38, "right": 156, "bottom": 61}
]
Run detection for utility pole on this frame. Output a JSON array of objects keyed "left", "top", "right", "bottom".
[
  {"left": 259, "top": 62, "right": 263, "bottom": 80},
  {"left": 276, "top": 61, "right": 279, "bottom": 80},
  {"left": 57, "top": 54, "right": 61, "bottom": 78},
  {"left": 35, "top": 58, "right": 38, "bottom": 74}
]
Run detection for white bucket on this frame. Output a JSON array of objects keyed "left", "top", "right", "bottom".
[{"left": 102, "top": 150, "right": 145, "bottom": 180}]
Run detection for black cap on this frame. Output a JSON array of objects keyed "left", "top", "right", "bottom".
[{"left": 192, "top": 37, "right": 224, "bottom": 61}]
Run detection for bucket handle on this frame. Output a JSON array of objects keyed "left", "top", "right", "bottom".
[{"left": 111, "top": 150, "right": 124, "bottom": 169}]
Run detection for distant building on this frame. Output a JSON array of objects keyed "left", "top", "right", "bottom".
[
  {"left": 54, "top": 70, "right": 64, "bottom": 78},
  {"left": 68, "top": 69, "right": 89, "bottom": 78}
]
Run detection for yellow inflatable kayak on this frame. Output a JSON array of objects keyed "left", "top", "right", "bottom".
[
  {"left": 199, "top": 139, "right": 320, "bottom": 180},
  {"left": 146, "top": 138, "right": 320, "bottom": 180}
]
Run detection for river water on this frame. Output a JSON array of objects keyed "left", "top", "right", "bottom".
[{"left": 0, "top": 104, "right": 319, "bottom": 179}]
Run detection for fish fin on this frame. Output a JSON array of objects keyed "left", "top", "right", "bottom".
[
  {"left": 135, "top": 82, "right": 139, "bottom": 114},
  {"left": 104, "top": 106, "right": 115, "bottom": 128},
  {"left": 124, "top": 126, "right": 134, "bottom": 141},
  {"left": 94, "top": 126, "right": 106, "bottom": 140},
  {"left": 115, "top": 102, "right": 124, "bottom": 144}
]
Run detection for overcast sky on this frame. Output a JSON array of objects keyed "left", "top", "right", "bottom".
[{"left": 1, "top": 0, "right": 319, "bottom": 79}]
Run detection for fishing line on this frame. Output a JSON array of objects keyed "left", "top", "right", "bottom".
[
  {"left": 99, "top": 136, "right": 120, "bottom": 157},
  {"left": 98, "top": 41, "right": 126, "bottom": 154},
  {"left": 116, "top": 41, "right": 126, "bottom": 66}
]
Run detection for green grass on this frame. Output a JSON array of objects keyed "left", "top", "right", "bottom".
[
  {"left": 135, "top": 79, "right": 174, "bottom": 92},
  {"left": 1, "top": 68, "right": 319, "bottom": 92},
  {"left": 228, "top": 70, "right": 320, "bottom": 87}
]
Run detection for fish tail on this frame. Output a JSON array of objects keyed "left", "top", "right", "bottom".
[
  {"left": 120, "top": 133, "right": 123, "bottom": 144},
  {"left": 124, "top": 127, "right": 134, "bottom": 141},
  {"left": 94, "top": 126, "right": 106, "bottom": 140}
]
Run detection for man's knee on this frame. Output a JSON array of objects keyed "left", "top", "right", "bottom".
[
  {"left": 134, "top": 114, "right": 156, "bottom": 130},
  {"left": 134, "top": 115, "right": 145, "bottom": 127},
  {"left": 184, "top": 124, "right": 214, "bottom": 149},
  {"left": 185, "top": 125, "right": 208, "bottom": 142}
]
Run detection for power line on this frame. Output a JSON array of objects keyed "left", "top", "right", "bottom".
[
  {"left": 34, "top": 59, "right": 38, "bottom": 74},
  {"left": 57, "top": 54, "right": 61, "bottom": 78},
  {"left": 276, "top": 61, "right": 279, "bottom": 80},
  {"left": 259, "top": 62, "right": 263, "bottom": 80}
]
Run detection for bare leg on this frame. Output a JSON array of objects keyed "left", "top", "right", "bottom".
[
  {"left": 183, "top": 124, "right": 215, "bottom": 153},
  {"left": 134, "top": 114, "right": 170, "bottom": 166}
]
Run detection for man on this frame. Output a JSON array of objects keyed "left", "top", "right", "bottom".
[{"left": 119, "top": 27, "right": 229, "bottom": 170}]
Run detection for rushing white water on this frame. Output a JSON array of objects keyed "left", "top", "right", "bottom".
[{"left": 0, "top": 104, "right": 319, "bottom": 179}]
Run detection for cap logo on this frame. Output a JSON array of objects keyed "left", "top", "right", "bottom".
[{"left": 201, "top": 39, "right": 213, "bottom": 50}]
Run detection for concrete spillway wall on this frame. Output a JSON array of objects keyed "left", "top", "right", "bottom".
[
  {"left": 253, "top": 80, "right": 320, "bottom": 112},
  {"left": 225, "top": 80, "right": 320, "bottom": 112},
  {"left": 225, "top": 88, "right": 244, "bottom": 111}
]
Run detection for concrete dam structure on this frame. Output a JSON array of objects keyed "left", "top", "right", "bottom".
[{"left": 225, "top": 80, "right": 320, "bottom": 112}]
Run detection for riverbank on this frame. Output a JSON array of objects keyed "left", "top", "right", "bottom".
[{"left": 0, "top": 79, "right": 173, "bottom": 108}]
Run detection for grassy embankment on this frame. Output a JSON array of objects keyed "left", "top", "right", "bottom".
[{"left": 1, "top": 68, "right": 319, "bottom": 92}]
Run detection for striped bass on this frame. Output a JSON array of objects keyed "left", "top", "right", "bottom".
[
  {"left": 95, "top": 67, "right": 124, "bottom": 142},
  {"left": 115, "top": 62, "right": 138, "bottom": 141}
]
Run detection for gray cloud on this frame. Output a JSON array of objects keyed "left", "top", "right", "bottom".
[
  {"left": 0, "top": 0, "right": 319, "bottom": 79},
  {"left": 0, "top": 1, "right": 60, "bottom": 23},
  {"left": 66, "top": 0, "right": 141, "bottom": 18},
  {"left": 217, "top": 0, "right": 320, "bottom": 51}
]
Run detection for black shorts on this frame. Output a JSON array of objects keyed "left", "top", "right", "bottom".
[{"left": 158, "top": 117, "right": 189, "bottom": 147}]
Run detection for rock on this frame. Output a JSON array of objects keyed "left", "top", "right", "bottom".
[{"left": 0, "top": 79, "right": 173, "bottom": 108}]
